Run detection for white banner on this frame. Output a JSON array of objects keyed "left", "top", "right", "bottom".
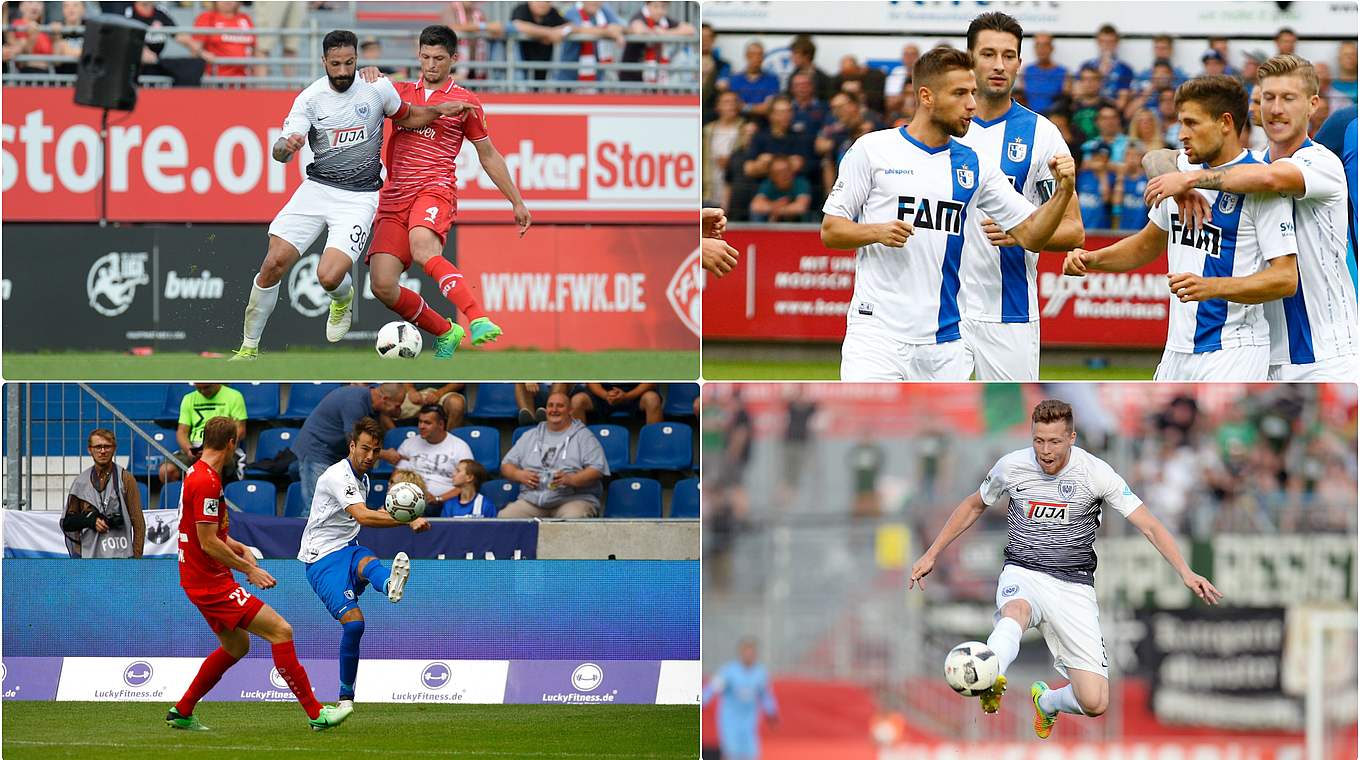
[
  {"left": 2, "top": 509, "right": 179, "bottom": 558},
  {"left": 56, "top": 657, "right": 200, "bottom": 702},
  {"left": 655, "top": 660, "right": 702, "bottom": 705},
  {"left": 355, "top": 659, "right": 509, "bottom": 704}
]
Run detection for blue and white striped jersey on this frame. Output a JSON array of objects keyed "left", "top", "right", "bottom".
[
  {"left": 1256, "top": 140, "right": 1357, "bottom": 366},
  {"left": 979, "top": 446, "right": 1142, "bottom": 586},
  {"left": 957, "top": 101, "right": 1071, "bottom": 323},
  {"left": 823, "top": 128, "right": 1035, "bottom": 345},
  {"left": 1150, "top": 150, "right": 1296, "bottom": 354}
]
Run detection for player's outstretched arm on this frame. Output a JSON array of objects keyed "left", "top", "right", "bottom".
[
  {"left": 393, "top": 100, "right": 474, "bottom": 130},
  {"left": 197, "top": 522, "right": 276, "bottom": 588},
  {"left": 820, "top": 214, "right": 913, "bottom": 250},
  {"left": 1168, "top": 254, "right": 1298, "bottom": 304},
  {"left": 473, "top": 138, "right": 532, "bottom": 236},
  {"left": 345, "top": 504, "right": 431, "bottom": 532},
  {"left": 1125, "top": 505, "right": 1223, "bottom": 606},
  {"left": 1005, "top": 155, "right": 1076, "bottom": 252},
  {"left": 1141, "top": 148, "right": 1181, "bottom": 179},
  {"left": 1148, "top": 161, "right": 1307, "bottom": 207},
  {"left": 1065, "top": 221, "right": 1164, "bottom": 276},
  {"left": 908, "top": 492, "right": 988, "bottom": 590}
]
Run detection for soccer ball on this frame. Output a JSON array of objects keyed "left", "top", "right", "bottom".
[
  {"left": 375, "top": 321, "right": 422, "bottom": 359},
  {"left": 385, "top": 481, "right": 426, "bottom": 523},
  {"left": 944, "top": 641, "right": 999, "bottom": 697}
]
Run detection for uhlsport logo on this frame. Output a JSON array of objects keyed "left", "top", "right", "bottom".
[
  {"left": 668, "top": 248, "right": 701, "bottom": 338},
  {"left": 87, "top": 251, "right": 151, "bottom": 316},
  {"left": 123, "top": 661, "right": 154, "bottom": 687},
  {"left": 270, "top": 667, "right": 289, "bottom": 690},
  {"left": 1002, "top": 585, "right": 1019, "bottom": 597},
  {"left": 571, "top": 663, "right": 604, "bottom": 692},
  {"left": 421, "top": 662, "right": 452, "bottom": 691},
  {"left": 289, "top": 254, "right": 330, "bottom": 317}
]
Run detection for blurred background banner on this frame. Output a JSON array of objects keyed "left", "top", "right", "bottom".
[{"left": 701, "top": 382, "right": 1357, "bottom": 759}]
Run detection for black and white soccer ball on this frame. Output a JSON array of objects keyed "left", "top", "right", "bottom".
[
  {"left": 944, "top": 641, "right": 999, "bottom": 696},
  {"left": 375, "top": 321, "right": 422, "bottom": 359}
]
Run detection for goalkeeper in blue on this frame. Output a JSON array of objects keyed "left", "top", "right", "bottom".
[{"left": 702, "top": 638, "right": 779, "bottom": 760}]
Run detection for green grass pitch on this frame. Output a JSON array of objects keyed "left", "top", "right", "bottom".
[
  {"left": 701, "top": 359, "right": 1156, "bottom": 380},
  {"left": 3, "top": 702, "right": 698, "bottom": 759},
  {"left": 1, "top": 350, "right": 699, "bottom": 381}
]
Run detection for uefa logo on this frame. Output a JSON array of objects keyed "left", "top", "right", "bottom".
[
  {"left": 269, "top": 667, "right": 289, "bottom": 690},
  {"left": 123, "top": 661, "right": 154, "bottom": 687},
  {"left": 421, "top": 662, "right": 451, "bottom": 691},
  {"left": 571, "top": 663, "right": 603, "bottom": 693}
]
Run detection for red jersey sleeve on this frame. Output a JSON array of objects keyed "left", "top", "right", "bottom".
[
  {"left": 463, "top": 94, "right": 490, "bottom": 142},
  {"left": 184, "top": 472, "right": 223, "bottom": 524},
  {"left": 193, "top": 11, "right": 214, "bottom": 47}
]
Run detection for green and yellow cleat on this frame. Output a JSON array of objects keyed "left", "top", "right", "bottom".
[
  {"left": 469, "top": 316, "right": 502, "bottom": 346},
  {"left": 228, "top": 346, "right": 259, "bottom": 361},
  {"left": 326, "top": 289, "right": 354, "bottom": 343},
  {"left": 1031, "top": 681, "right": 1057, "bottom": 739},
  {"left": 433, "top": 322, "right": 466, "bottom": 359},
  {"left": 309, "top": 702, "right": 353, "bottom": 732},
  {"left": 166, "top": 707, "right": 209, "bottom": 731},
  {"left": 979, "top": 673, "right": 1007, "bottom": 714}
]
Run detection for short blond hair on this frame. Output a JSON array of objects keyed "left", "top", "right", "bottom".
[
  {"left": 390, "top": 469, "right": 427, "bottom": 490},
  {"left": 1257, "top": 53, "right": 1319, "bottom": 96}
]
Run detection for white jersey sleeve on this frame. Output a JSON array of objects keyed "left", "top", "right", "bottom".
[
  {"left": 1281, "top": 146, "right": 1346, "bottom": 204},
  {"left": 1148, "top": 194, "right": 1174, "bottom": 231},
  {"left": 975, "top": 159, "right": 1036, "bottom": 232},
  {"left": 373, "top": 75, "right": 404, "bottom": 117},
  {"left": 822, "top": 139, "right": 873, "bottom": 221},
  {"left": 978, "top": 455, "right": 1012, "bottom": 506},
  {"left": 280, "top": 85, "right": 313, "bottom": 137},
  {"left": 1247, "top": 191, "right": 1298, "bottom": 261},
  {"left": 1092, "top": 456, "right": 1142, "bottom": 517},
  {"left": 297, "top": 461, "right": 365, "bottom": 563}
]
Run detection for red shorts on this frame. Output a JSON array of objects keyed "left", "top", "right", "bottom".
[
  {"left": 186, "top": 584, "right": 265, "bottom": 634},
  {"left": 368, "top": 192, "right": 458, "bottom": 269}
]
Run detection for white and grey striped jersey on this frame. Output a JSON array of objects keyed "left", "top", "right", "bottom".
[
  {"left": 281, "top": 76, "right": 406, "bottom": 193},
  {"left": 978, "top": 445, "right": 1143, "bottom": 586}
]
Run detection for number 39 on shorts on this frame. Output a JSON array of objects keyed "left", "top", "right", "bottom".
[{"left": 349, "top": 224, "right": 369, "bottom": 256}]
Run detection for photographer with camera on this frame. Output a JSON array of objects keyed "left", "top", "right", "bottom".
[{"left": 61, "top": 428, "right": 146, "bottom": 559}]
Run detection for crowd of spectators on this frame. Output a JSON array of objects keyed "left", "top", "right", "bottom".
[{"left": 703, "top": 24, "right": 1359, "bottom": 229}]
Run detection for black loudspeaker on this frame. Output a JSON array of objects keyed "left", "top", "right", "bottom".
[{"left": 74, "top": 14, "right": 147, "bottom": 111}]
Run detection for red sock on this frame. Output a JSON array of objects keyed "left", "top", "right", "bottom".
[
  {"left": 271, "top": 640, "right": 322, "bottom": 719},
  {"left": 423, "top": 256, "right": 487, "bottom": 322},
  {"left": 393, "top": 286, "right": 453, "bottom": 336},
  {"left": 176, "top": 647, "right": 238, "bottom": 716}
]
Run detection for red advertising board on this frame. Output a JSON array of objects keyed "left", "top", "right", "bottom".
[
  {"left": 457, "top": 225, "right": 699, "bottom": 351},
  {"left": 704, "top": 226, "right": 1171, "bottom": 348},
  {"left": 1, "top": 88, "right": 697, "bottom": 223}
]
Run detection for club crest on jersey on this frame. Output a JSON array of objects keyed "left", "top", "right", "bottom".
[
  {"left": 1058, "top": 480, "right": 1076, "bottom": 501},
  {"left": 1007, "top": 138, "right": 1028, "bottom": 163},
  {"left": 329, "top": 125, "right": 367, "bottom": 147},
  {"left": 1026, "top": 500, "right": 1068, "bottom": 523},
  {"left": 203, "top": 498, "right": 219, "bottom": 517},
  {"left": 355, "top": 102, "right": 371, "bottom": 119},
  {"left": 1217, "top": 193, "right": 1239, "bottom": 214},
  {"left": 955, "top": 166, "right": 975, "bottom": 189}
]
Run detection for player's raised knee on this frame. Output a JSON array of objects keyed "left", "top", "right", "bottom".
[
  {"left": 1078, "top": 692, "right": 1108, "bottom": 716},
  {"left": 368, "top": 275, "right": 401, "bottom": 306},
  {"left": 1000, "top": 598, "right": 1031, "bottom": 624}
]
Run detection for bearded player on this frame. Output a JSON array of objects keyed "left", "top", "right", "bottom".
[
  {"left": 909, "top": 400, "right": 1222, "bottom": 739},
  {"left": 357, "top": 24, "right": 531, "bottom": 359},
  {"left": 298, "top": 417, "right": 430, "bottom": 711},
  {"left": 168, "top": 416, "right": 350, "bottom": 732}
]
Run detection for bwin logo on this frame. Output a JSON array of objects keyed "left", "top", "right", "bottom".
[
  {"left": 87, "top": 251, "right": 151, "bottom": 317},
  {"left": 422, "top": 662, "right": 451, "bottom": 690},
  {"left": 289, "top": 255, "right": 330, "bottom": 317},
  {"left": 123, "top": 661, "right": 154, "bottom": 687},
  {"left": 571, "top": 663, "right": 603, "bottom": 692}
]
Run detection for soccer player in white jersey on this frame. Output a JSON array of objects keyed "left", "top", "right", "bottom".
[
  {"left": 958, "top": 13, "right": 1085, "bottom": 380},
  {"left": 909, "top": 400, "right": 1222, "bottom": 740},
  {"left": 1064, "top": 76, "right": 1299, "bottom": 381},
  {"left": 1144, "top": 55, "right": 1357, "bottom": 380},
  {"left": 231, "top": 30, "right": 471, "bottom": 360},
  {"left": 299, "top": 417, "right": 430, "bottom": 713},
  {"left": 821, "top": 46, "right": 1076, "bottom": 381}
]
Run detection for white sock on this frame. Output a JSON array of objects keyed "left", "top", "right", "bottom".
[
  {"left": 1038, "top": 684, "right": 1085, "bottom": 716},
  {"left": 242, "top": 275, "right": 280, "bottom": 348},
  {"left": 986, "top": 617, "right": 1023, "bottom": 676},
  {"left": 326, "top": 273, "right": 353, "bottom": 301}
]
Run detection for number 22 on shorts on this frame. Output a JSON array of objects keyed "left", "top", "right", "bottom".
[{"left": 229, "top": 587, "right": 253, "bottom": 606}]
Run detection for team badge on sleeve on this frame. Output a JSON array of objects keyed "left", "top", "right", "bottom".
[
  {"left": 1007, "top": 138, "right": 1028, "bottom": 162},
  {"left": 203, "top": 498, "right": 219, "bottom": 517},
  {"left": 956, "top": 167, "right": 975, "bottom": 189}
]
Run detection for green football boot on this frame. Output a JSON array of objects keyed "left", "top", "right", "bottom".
[
  {"left": 309, "top": 702, "right": 354, "bottom": 731},
  {"left": 433, "top": 323, "right": 466, "bottom": 359},
  {"left": 166, "top": 707, "right": 210, "bottom": 731},
  {"left": 469, "top": 316, "right": 503, "bottom": 346}
]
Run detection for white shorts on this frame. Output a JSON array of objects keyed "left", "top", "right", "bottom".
[
  {"left": 995, "top": 564, "right": 1108, "bottom": 679},
  {"left": 268, "top": 179, "right": 378, "bottom": 262},
  {"left": 841, "top": 320, "right": 972, "bottom": 380},
  {"left": 1154, "top": 345, "right": 1269, "bottom": 381},
  {"left": 961, "top": 319, "right": 1040, "bottom": 381},
  {"left": 1268, "top": 353, "right": 1358, "bottom": 381}
]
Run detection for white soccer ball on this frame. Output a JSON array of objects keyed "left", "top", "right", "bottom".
[
  {"left": 384, "top": 481, "right": 426, "bottom": 523},
  {"left": 375, "top": 321, "right": 422, "bottom": 359},
  {"left": 944, "top": 641, "right": 999, "bottom": 697}
]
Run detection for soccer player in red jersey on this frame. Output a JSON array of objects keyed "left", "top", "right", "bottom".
[
  {"left": 167, "top": 416, "right": 351, "bottom": 732},
  {"left": 360, "top": 24, "right": 531, "bottom": 359},
  {"left": 186, "top": 1, "right": 256, "bottom": 78}
]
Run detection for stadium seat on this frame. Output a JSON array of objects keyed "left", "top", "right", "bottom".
[
  {"left": 137, "top": 481, "right": 151, "bottom": 512},
  {"left": 25, "top": 383, "right": 170, "bottom": 423},
  {"left": 479, "top": 479, "right": 520, "bottom": 509},
  {"left": 662, "top": 384, "right": 700, "bottom": 419},
  {"left": 158, "top": 482, "right": 183, "bottom": 510},
  {"left": 468, "top": 384, "right": 520, "bottom": 420},
  {"left": 283, "top": 482, "right": 307, "bottom": 518},
  {"left": 26, "top": 421, "right": 133, "bottom": 456},
  {"left": 605, "top": 478, "right": 662, "bottom": 518},
  {"left": 587, "top": 424, "right": 630, "bottom": 474},
  {"left": 452, "top": 426, "right": 501, "bottom": 472},
  {"left": 367, "top": 479, "right": 389, "bottom": 509},
  {"left": 510, "top": 425, "right": 535, "bottom": 448},
  {"left": 671, "top": 477, "right": 700, "bottom": 518},
  {"left": 129, "top": 428, "right": 174, "bottom": 479},
  {"left": 630, "top": 422, "right": 693, "bottom": 471},
  {"left": 157, "top": 384, "right": 189, "bottom": 424},
  {"left": 375, "top": 427, "right": 418, "bottom": 476},
  {"left": 85, "top": 383, "right": 173, "bottom": 421},
  {"left": 245, "top": 428, "right": 299, "bottom": 479},
  {"left": 280, "top": 383, "right": 344, "bottom": 421},
  {"left": 232, "top": 383, "right": 281, "bottom": 420},
  {"left": 224, "top": 480, "right": 277, "bottom": 516}
]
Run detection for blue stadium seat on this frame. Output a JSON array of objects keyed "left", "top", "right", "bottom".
[
  {"left": 26, "top": 421, "right": 134, "bottom": 456},
  {"left": 605, "top": 478, "right": 662, "bottom": 518},
  {"left": 225, "top": 480, "right": 276, "bottom": 516},
  {"left": 137, "top": 481, "right": 151, "bottom": 511},
  {"left": 663, "top": 384, "right": 700, "bottom": 419},
  {"left": 159, "top": 482, "right": 183, "bottom": 510},
  {"left": 670, "top": 477, "right": 700, "bottom": 518},
  {"left": 631, "top": 422, "right": 693, "bottom": 471},
  {"left": 87, "top": 383, "right": 173, "bottom": 420},
  {"left": 280, "top": 383, "right": 344, "bottom": 421},
  {"left": 510, "top": 425, "right": 535, "bottom": 448},
  {"left": 375, "top": 426, "right": 418, "bottom": 476},
  {"left": 366, "top": 479, "right": 389, "bottom": 509},
  {"left": 232, "top": 383, "right": 281, "bottom": 420},
  {"left": 129, "top": 428, "right": 174, "bottom": 479},
  {"left": 469, "top": 384, "right": 520, "bottom": 420},
  {"left": 452, "top": 426, "right": 500, "bottom": 472},
  {"left": 283, "top": 482, "right": 307, "bottom": 518},
  {"left": 587, "top": 424, "right": 630, "bottom": 474},
  {"left": 479, "top": 479, "right": 520, "bottom": 509},
  {"left": 26, "top": 383, "right": 170, "bottom": 422},
  {"left": 245, "top": 427, "right": 299, "bottom": 479}
]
